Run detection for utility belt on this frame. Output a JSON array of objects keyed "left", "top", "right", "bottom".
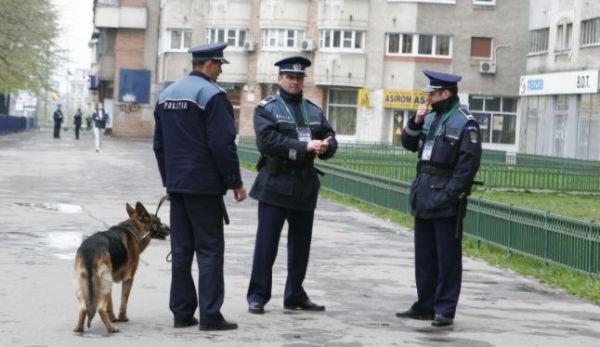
[
  {"left": 257, "top": 155, "right": 323, "bottom": 176},
  {"left": 417, "top": 162, "right": 454, "bottom": 178}
]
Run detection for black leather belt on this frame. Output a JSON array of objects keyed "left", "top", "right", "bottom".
[{"left": 418, "top": 164, "right": 453, "bottom": 177}]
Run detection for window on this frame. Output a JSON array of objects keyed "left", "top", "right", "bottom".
[
  {"left": 262, "top": 29, "right": 304, "bottom": 49},
  {"left": 473, "top": 0, "right": 495, "bottom": 5},
  {"left": 471, "top": 37, "right": 492, "bottom": 58},
  {"left": 553, "top": 95, "right": 568, "bottom": 157},
  {"left": 169, "top": 29, "right": 192, "bottom": 50},
  {"left": 529, "top": 28, "right": 549, "bottom": 54},
  {"left": 555, "top": 22, "right": 573, "bottom": 51},
  {"left": 386, "top": 33, "right": 451, "bottom": 57},
  {"left": 207, "top": 28, "right": 247, "bottom": 48},
  {"left": 581, "top": 17, "right": 600, "bottom": 46},
  {"left": 469, "top": 95, "right": 517, "bottom": 145},
  {"left": 578, "top": 94, "right": 600, "bottom": 160},
  {"left": 328, "top": 89, "right": 358, "bottom": 136},
  {"left": 320, "top": 30, "right": 364, "bottom": 50}
]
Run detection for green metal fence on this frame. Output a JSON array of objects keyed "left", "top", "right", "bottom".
[{"left": 237, "top": 143, "right": 600, "bottom": 278}]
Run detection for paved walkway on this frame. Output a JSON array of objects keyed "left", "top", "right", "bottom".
[{"left": 1, "top": 129, "right": 599, "bottom": 347}]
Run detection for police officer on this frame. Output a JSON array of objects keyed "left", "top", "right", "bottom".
[
  {"left": 153, "top": 42, "right": 247, "bottom": 331},
  {"left": 246, "top": 56, "right": 337, "bottom": 314},
  {"left": 53, "top": 104, "right": 63, "bottom": 139},
  {"left": 396, "top": 70, "right": 481, "bottom": 327}
]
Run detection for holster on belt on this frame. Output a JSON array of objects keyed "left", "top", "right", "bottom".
[{"left": 218, "top": 196, "right": 230, "bottom": 225}]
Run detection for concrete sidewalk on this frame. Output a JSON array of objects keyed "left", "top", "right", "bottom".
[{"left": 1, "top": 129, "right": 599, "bottom": 347}]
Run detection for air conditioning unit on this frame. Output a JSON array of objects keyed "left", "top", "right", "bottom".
[
  {"left": 301, "top": 39, "right": 316, "bottom": 52},
  {"left": 244, "top": 41, "right": 256, "bottom": 52},
  {"left": 479, "top": 60, "right": 496, "bottom": 74}
]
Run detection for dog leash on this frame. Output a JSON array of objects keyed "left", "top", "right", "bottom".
[{"left": 152, "top": 195, "right": 174, "bottom": 263}]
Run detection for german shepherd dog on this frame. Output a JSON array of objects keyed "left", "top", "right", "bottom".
[{"left": 73, "top": 202, "right": 170, "bottom": 333}]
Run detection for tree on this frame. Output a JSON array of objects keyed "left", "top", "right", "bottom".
[{"left": 0, "top": 0, "right": 60, "bottom": 94}]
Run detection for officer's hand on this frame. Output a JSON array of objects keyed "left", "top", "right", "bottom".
[
  {"left": 318, "top": 136, "right": 333, "bottom": 155},
  {"left": 415, "top": 103, "right": 429, "bottom": 124},
  {"left": 233, "top": 186, "right": 247, "bottom": 202},
  {"left": 306, "top": 140, "right": 322, "bottom": 153}
]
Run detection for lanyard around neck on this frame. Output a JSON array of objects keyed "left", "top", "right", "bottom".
[
  {"left": 276, "top": 91, "right": 310, "bottom": 127},
  {"left": 426, "top": 101, "right": 461, "bottom": 141}
]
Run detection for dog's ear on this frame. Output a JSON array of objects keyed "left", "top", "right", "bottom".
[
  {"left": 135, "top": 202, "right": 149, "bottom": 218},
  {"left": 126, "top": 203, "right": 135, "bottom": 217}
]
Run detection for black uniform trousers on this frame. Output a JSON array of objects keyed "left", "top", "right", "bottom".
[
  {"left": 247, "top": 202, "right": 314, "bottom": 306},
  {"left": 412, "top": 216, "right": 462, "bottom": 319},
  {"left": 169, "top": 193, "right": 225, "bottom": 325},
  {"left": 53, "top": 123, "right": 61, "bottom": 138}
]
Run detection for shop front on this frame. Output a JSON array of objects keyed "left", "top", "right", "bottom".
[{"left": 383, "top": 89, "right": 427, "bottom": 144}]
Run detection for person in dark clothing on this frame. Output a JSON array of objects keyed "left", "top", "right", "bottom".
[
  {"left": 153, "top": 42, "right": 247, "bottom": 331},
  {"left": 396, "top": 70, "right": 482, "bottom": 327},
  {"left": 92, "top": 103, "right": 109, "bottom": 152},
  {"left": 73, "top": 108, "right": 82, "bottom": 140},
  {"left": 53, "top": 104, "right": 63, "bottom": 139},
  {"left": 246, "top": 56, "right": 337, "bottom": 315}
]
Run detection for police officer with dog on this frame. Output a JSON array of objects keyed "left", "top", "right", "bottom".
[
  {"left": 246, "top": 56, "right": 337, "bottom": 314},
  {"left": 153, "top": 42, "right": 247, "bottom": 331},
  {"left": 397, "top": 70, "right": 481, "bottom": 327}
]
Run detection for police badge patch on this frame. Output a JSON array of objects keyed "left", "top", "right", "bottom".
[{"left": 469, "top": 130, "right": 479, "bottom": 143}]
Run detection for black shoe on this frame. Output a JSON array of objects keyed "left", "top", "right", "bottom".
[
  {"left": 395, "top": 308, "right": 434, "bottom": 320},
  {"left": 248, "top": 302, "right": 265, "bottom": 314},
  {"left": 174, "top": 317, "right": 198, "bottom": 328},
  {"left": 431, "top": 313, "right": 454, "bottom": 327},
  {"left": 284, "top": 299, "right": 325, "bottom": 311},
  {"left": 199, "top": 319, "right": 238, "bottom": 331}
]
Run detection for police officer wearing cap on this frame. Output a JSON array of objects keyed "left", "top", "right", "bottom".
[
  {"left": 396, "top": 70, "right": 481, "bottom": 327},
  {"left": 153, "top": 42, "right": 247, "bottom": 331},
  {"left": 246, "top": 56, "right": 337, "bottom": 315}
]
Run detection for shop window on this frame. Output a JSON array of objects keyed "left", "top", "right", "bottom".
[
  {"left": 328, "top": 89, "right": 358, "bottom": 136},
  {"left": 578, "top": 94, "right": 600, "bottom": 160},
  {"left": 469, "top": 95, "right": 517, "bottom": 145}
]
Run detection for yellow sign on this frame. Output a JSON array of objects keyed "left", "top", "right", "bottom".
[
  {"left": 358, "top": 88, "right": 371, "bottom": 108},
  {"left": 384, "top": 90, "right": 428, "bottom": 110}
]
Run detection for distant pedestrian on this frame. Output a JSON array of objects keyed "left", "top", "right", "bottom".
[
  {"left": 92, "top": 102, "right": 109, "bottom": 152},
  {"left": 85, "top": 115, "right": 92, "bottom": 131},
  {"left": 53, "top": 104, "right": 63, "bottom": 139},
  {"left": 73, "top": 108, "right": 82, "bottom": 140}
]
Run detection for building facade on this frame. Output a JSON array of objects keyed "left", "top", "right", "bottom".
[
  {"left": 520, "top": 0, "right": 600, "bottom": 160},
  {"left": 96, "top": 0, "right": 528, "bottom": 150},
  {"left": 90, "top": 0, "right": 160, "bottom": 137}
]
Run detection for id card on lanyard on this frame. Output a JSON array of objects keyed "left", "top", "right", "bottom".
[
  {"left": 421, "top": 102, "right": 461, "bottom": 161},
  {"left": 277, "top": 92, "right": 312, "bottom": 142}
]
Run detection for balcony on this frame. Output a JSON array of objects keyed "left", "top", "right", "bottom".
[
  {"left": 314, "top": 51, "right": 366, "bottom": 87},
  {"left": 95, "top": 6, "right": 147, "bottom": 29}
]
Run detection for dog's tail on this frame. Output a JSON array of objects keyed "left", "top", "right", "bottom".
[{"left": 79, "top": 255, "right": 98, "bottom": 328}]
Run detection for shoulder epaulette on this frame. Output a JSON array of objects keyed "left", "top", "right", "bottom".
[
  {"left": 258, "top": 95, "right": 276, "bottom": 107},
  {"left": 459, "top": 106, "right": 475, "bottom": 121}
]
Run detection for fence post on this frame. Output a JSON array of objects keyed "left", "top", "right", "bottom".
[
  {"left": 544, "top": 211, "right": 550, "bottom": 265},
  {"left": 589, "top": 220, "right": 595, "bottom": 278},
  {"left": 508, "top": 204, "right": 513, "bottom": 256},
  {"left": 477, "top": 197, "right": 482, "bottom": 250}
]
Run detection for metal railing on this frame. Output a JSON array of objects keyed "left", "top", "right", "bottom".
[{"left": 237, "top": 143, "right": 600, "bottom": 278}]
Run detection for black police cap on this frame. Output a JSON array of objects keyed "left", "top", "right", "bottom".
[
  {"left": 274, "top": 56, "right": 312, "bottom": 76},
  {"left": 422, "top": 70, "right": 462, "bottom": 92},
  {"left": 188, "top": 42, "right": 230, "bottom": 64}
]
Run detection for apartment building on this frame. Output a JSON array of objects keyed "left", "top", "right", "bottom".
[
  {"left": 119, "top": 0, "right": 529, "bottom": 151},
  {"left": 90, "top": 0, "right": 160, "bottom": 137},
  {"left": 520, "top": 0, "right": 600, "bottom": 160}
]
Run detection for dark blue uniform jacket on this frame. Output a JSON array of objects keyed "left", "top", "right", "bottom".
[
  {"left": 401, "top": 99, "right": 482, "bottom": 219},
  {"left": 249, "top": 91, "right": 337, "bottom": 211},
  {"left": 153, "top": 71, "right": 242, "bottom": 195}
]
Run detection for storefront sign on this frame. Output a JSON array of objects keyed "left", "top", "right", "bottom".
[
  {"left": 384, "top": 90, "right": 427, "bottom": 109},
  {"left": 358, "top": 88, "right": 371, "bottom": 108},
  {"left": 519, "top": 70, "right": 599, "bottom": 96}
]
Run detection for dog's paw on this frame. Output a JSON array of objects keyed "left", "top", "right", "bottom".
[
  {"left": 109, "top": 315, "right": 118, "bottom": 322},
  {"left": 107, "top": 326, "right": 120, "bottom": 333},
  {"left": 73, "top": 327, "right": 84, "bottom": 333},
  {"left": 117, "top": 315, "right": 129, "bottom": 322}
]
